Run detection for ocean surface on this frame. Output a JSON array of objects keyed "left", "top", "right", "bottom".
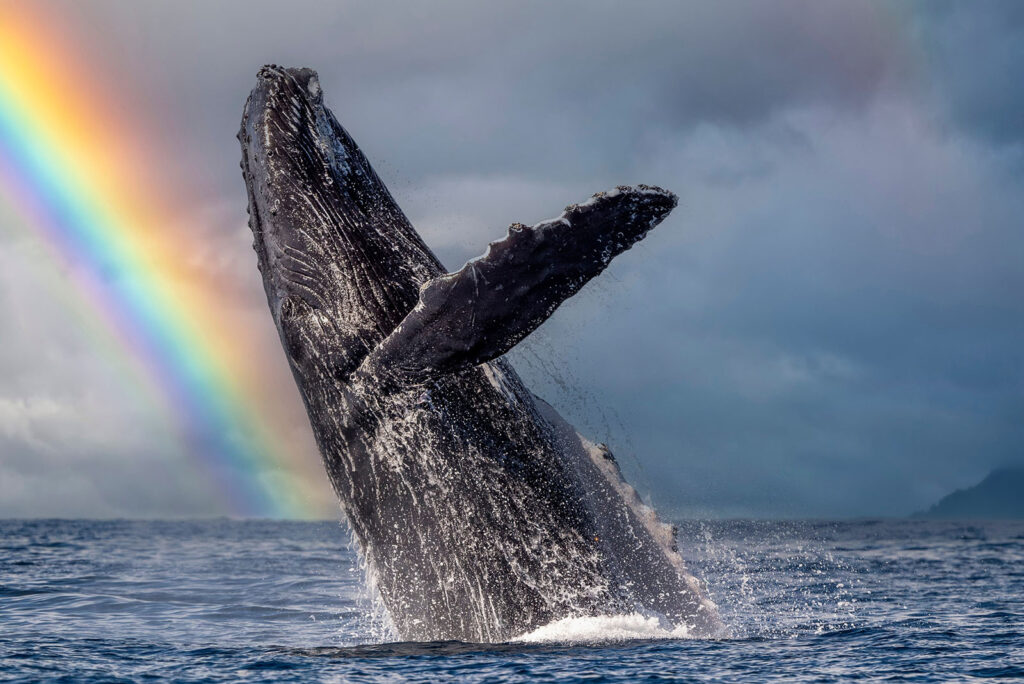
[{"left": 1, "top": 518, "right": 1021, "bottom": 681}]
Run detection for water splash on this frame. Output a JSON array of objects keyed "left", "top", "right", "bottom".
[
  {"left": 679, "top": 519, "right": 864, "bottom": 639},
  {"left": 514, "top": 613, "right": 694, "bottom": 643}
]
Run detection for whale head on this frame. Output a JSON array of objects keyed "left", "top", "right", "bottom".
[{"left": 238, "top": 66, "right": 442, "bottom": 381}]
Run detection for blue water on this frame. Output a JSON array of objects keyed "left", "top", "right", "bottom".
[{"left": 2, "top": 519, "right": 1022, "bottom": 681}]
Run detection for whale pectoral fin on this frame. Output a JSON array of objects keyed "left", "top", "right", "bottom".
[{"left": 362, "top": 185, "right": 677, "bottom": 379}]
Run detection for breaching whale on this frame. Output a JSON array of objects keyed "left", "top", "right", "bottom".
[{"left": 239, "top": 65, "right": 720, "bottom": 642}]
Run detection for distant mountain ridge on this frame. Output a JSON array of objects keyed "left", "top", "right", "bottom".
[{"left": 915, "top": 467, "right": 1024, "bottom": 519}]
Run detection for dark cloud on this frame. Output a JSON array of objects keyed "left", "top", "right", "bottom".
[
  {"left": 63, "top": 1, "right": 919, "bottom": 187},
  {"left": 1, "top": 1, "right": 1021, "bottom": 517},
  {"left": 914, "top": 1, "right": 1024, "bottom": 146},
  {"left": 511, "top": 101, "right": 1024, "bottom": 517}
]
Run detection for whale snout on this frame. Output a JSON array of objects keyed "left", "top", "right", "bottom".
[
  {"left": 257, "top": 64, "right": 322, "bottom": 102},
  {"left": 241, "top": 65, "right": 324, "bottom": 157}
]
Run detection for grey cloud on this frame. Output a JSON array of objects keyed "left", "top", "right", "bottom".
[
  {"left": 70, "top": 0, "right": 921, "bottom": 191},
  {"left": 510, "top": 101, "right": 1024, "bottom": 517},
  {"left": 914, "top": 1, "right": 1024, "bottom": 146}
]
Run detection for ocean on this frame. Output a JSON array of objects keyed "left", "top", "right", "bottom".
[{"left": 1, "top": 518, "right": 1021, "bottom": 681}]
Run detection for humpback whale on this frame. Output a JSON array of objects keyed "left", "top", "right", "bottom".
[{"left": 239, "top": 65, "right": 719, "bottom": 642}]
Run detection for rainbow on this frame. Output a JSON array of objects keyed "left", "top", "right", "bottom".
[{"left": 0, "top": 6, "right": 325, "bottom": 518}]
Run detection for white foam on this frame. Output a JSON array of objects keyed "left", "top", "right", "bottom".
[{"left": 513, "top": 613, "right": 693, "bottom": 644}]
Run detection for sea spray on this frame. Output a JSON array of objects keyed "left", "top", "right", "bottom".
[{"left": 514, "top": 613, "right": 694, "bottom": 644}]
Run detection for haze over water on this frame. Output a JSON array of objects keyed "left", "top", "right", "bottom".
[{"left": 2, "top": 518, "right": 1021, "bottom": 681}]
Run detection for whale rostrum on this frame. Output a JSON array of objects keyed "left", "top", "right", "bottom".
[{"left": 239, "top": 65, "right": 720, "bottom": 642}]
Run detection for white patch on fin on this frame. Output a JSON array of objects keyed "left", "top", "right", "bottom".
[{"left": 576, "top": 433, "right": 680, "bottom": 558}]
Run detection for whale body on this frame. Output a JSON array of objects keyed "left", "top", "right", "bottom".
[{"left": 238, "top": 65, "right": 719, "bottom": 642}]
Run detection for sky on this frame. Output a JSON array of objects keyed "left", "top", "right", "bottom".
[{"left": 0, "top": 0, "right": 1021, "bottom": 519}]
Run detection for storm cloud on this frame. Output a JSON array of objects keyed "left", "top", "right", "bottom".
[{"left": 1, "top": 0, "right": 1021, "bottom": 518}]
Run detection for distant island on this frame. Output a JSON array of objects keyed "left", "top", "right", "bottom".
[{"left": 915, "top": 467, "right": 1024, "bottom": 519}]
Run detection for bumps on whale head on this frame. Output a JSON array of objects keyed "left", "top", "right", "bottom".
[{"left": 262, "top": 65, "right": 322, "bottom": 106}]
